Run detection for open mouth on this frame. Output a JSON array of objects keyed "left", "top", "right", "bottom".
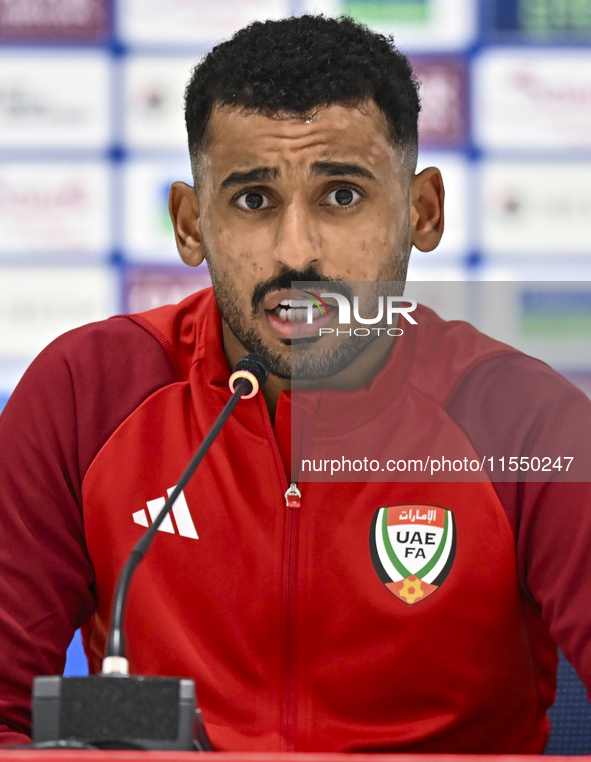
[{"left": 263, "top": 292, "right": 336, "bottom": 339}]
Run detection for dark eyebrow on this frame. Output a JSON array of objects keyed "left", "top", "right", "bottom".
[
  {"left": 220, "top": 166, "right": 279, "bottom": 188},
  {"left": 311, "top": 161, "right": 376, "bottom": 181}
]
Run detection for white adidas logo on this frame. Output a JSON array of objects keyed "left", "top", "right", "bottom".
[{"left": 132, "top": 487, "right": 198, "bottom": 539}]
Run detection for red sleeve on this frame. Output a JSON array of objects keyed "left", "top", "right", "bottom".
[
  {"left": 448, "top": 354, "right": 591, "bottom": 696},
  {"left": 0, "top": 316, "right": 178, "bottom": 745}
]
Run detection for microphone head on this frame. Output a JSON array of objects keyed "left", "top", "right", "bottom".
[{"left": 228, "top": 353, "right": 269, "bottom": 398}]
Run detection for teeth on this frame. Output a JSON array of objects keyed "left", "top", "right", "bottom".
[
  {"left": 276, "top": 302, "right": 323, "bottom": 322},
  {"left": 277, "top": 299, "right": 313, "bottom": 308}
]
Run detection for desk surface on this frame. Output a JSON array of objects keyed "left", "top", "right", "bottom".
[{"left": 0, "top": 753, "right": 588, "bottom": 761}]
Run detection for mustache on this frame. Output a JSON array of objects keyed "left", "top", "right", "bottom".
[{"left": 251, "top": 266, "right": 353, "bottom": 312}]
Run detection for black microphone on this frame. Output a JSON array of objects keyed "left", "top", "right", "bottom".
[
  {"left": 32, "top": 354, "right": 269, "bottom": 751},
  {"left": 228, "top": 353, "right": 269, "bottom": 398}
]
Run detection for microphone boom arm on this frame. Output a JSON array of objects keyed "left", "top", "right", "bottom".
[{"left": 105, "top": 362, "right": 266, "bottom": 668}]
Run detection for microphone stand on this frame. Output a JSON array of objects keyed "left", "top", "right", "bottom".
[{"left": 106, "top": 375, "right": 255, "bottom": 670}]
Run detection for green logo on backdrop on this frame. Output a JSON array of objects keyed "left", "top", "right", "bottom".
[
  {"left": 519, "top": 0, "right": 591, "bottom": 34},
  {"left": 520, "top": 291, "right": 591, "bottom": 337},
  {"left": 343, "top": 0, "right": 430, "bottom": 25}
]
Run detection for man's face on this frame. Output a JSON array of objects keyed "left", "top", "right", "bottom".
[{"left": 171, "top": 100, "right": 442, "bottom": 379}]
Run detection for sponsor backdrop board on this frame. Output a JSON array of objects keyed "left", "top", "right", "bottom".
[
  {"left": 123, "top": 159, "right": 193, "bottom": 262},
  {"left": 480, "top": 161, "right": 591, "bottom": 257},
  {"left": 473, "top": 49, "right": 591, "bottom": 150},
  {"left": 412, "top": 57, "right": 468, "bottom": 149},
  {"left": 118, "top": 0, "right": 290, "bottom": 45},
  {"left": 416, "top": 152, "right": 471, "bottom": 258},
  {"left": 476, "top": 281, "right": 591, "bottom": 374},
  {"left": 124, "top": 265, "right": 211, "bottom": 313},
  {"left": 485, "top": 0, "right": 591, "bottom": 40},
  {"left": 0, "top": 0, "right": 110, "bottom": 42},
  {"left": 303, "top": 0, "right": 476, "bottom": 50},
  {"left": 0, "top": 0, "right": 589, "bottom": 401},
  {"left": 123, "top": 56, "right": 198, "bottom": 151},
  {"left": 0, "top": 52, "right": 111, "bottom": 149},
  {"left": 0, "top": 266, "right": 117, "bottom": 357},
  {"left": 0, "top": 162, "right": 111, "bottom": 256}
]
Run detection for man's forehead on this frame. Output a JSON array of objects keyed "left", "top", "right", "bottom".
[
  {"left": 209, "top": 99, "right": 388, "bottom": 128},
  {"left": 201, "top": 100, "right": 397, "bottom": 178}
]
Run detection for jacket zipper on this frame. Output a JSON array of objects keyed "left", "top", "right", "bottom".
[
  {"left": 257, "top": 396, "right": 302, "bottom": 750},
  {"left": 285, "top": 482, "right": 301, "bottom": 508},
  {"left": 282, "top": 481, "right": 301, "bottom": 750}
]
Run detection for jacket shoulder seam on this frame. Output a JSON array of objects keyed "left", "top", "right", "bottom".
[
  {"left": 441, "top": 348, "right": 521, "bottom": 410},
  {"left": 121, "top": 313, "right": 184, "bottom": 381}
]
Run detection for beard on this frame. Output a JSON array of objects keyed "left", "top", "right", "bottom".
[{"left": 205, "top": 232, "right": 411, "bottom": 383}]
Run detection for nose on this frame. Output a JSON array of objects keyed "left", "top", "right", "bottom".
[{"left": 273, "top": 196, "right": 321, "bottom": 273}]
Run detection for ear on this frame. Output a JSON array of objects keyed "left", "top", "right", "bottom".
[
  {"left": 169, "top": 181, "right": 205, "bottom": 267},
  {"left": 409, "top": 167, "right": 444, "bottom": 252}
]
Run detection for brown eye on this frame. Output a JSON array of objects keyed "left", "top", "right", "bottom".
[
  {"left": 335, "top": 189, "right": 353, "bottom": 205},
  {"left": 325, "top": 187, "right": 360, "bottom": 207},
  {"left": 245, "top": 192, "right": 263, "bottom": 209},
  {"left": 235, "top": 191, "right": 273, "bottom": 211}
]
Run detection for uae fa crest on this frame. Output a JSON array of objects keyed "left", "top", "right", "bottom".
[{"left": 370, "top": 504, "right": 456, "bottom": 605}]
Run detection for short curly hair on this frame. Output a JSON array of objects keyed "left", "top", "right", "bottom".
[{"left": 185, "top": 14, "right": 420, "bottom": 178}]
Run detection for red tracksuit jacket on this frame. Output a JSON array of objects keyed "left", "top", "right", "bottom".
[{"left": 1, "top": 287, "right": 591, "bottom": 750}]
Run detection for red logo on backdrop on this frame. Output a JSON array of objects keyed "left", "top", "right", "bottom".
[
  {"left": 411, "top": 58, "right": 467, "bottom": 148},
  {"left": 0, "top": 0, "right": 109, "bottom": 41},
  {"left": 125, "top": 267, "right": 212, "bottom": 313}
]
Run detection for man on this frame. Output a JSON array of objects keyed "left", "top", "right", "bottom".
[{"left": 0, "top": 13, "right": 591, "bottom": 753}]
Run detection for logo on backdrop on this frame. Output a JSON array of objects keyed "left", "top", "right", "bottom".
[{"left": 370, "top": 504, "right": 456, "bottom": 605}]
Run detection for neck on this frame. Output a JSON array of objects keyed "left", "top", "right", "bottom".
[{"left": 221, "top": 320, "right": 396, "bottom": 422}]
